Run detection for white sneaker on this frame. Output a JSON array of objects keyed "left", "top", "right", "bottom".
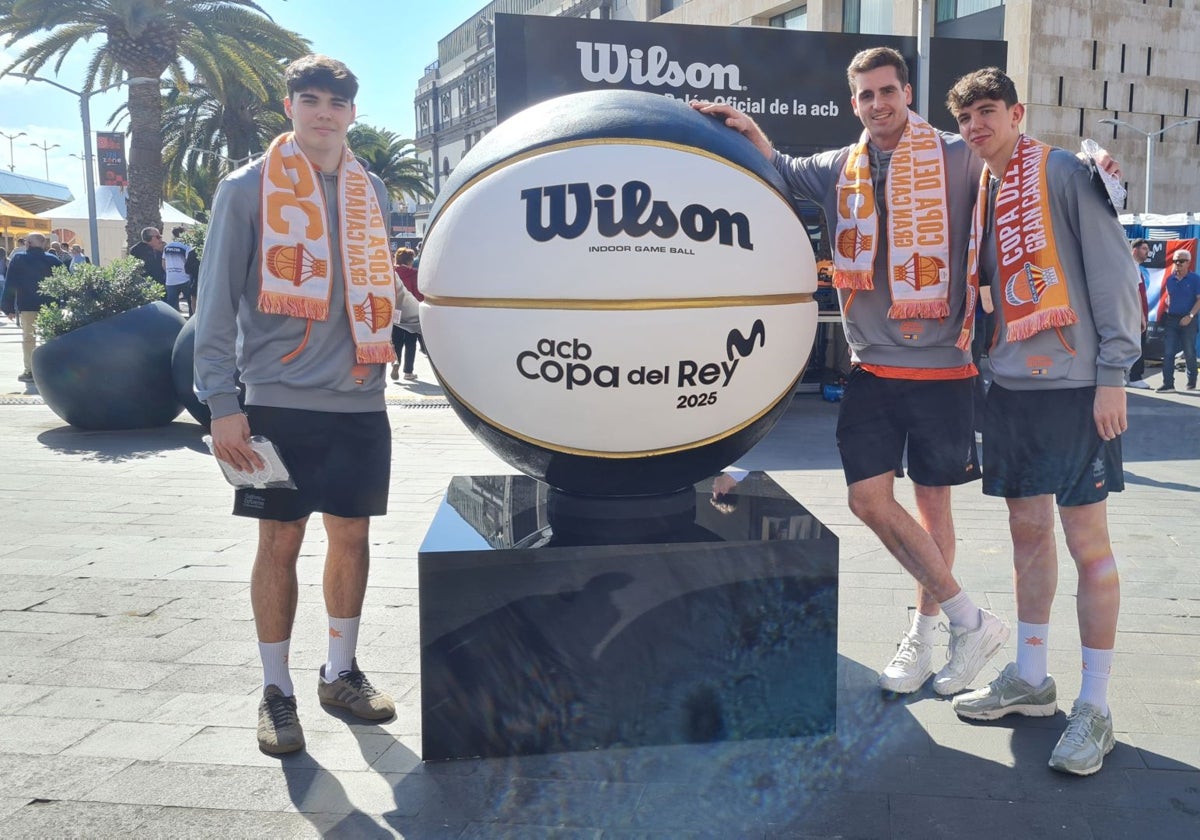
[
  {"left": 1127, "top": 379, "right": 1151, "bottom": 390},
  {"left": 878, "top": 631, "right": 934, "bottom": 694},
  {"left": 932, "top": 609, "right": 1010, "bottom": 696}
]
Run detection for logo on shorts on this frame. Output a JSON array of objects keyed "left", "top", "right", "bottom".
[
  {"left": 1092, "top": 456, "right": 1105, "bottom": 489},
  {"left": 243, "top": 493, "right": 266, "bottom": 510}
]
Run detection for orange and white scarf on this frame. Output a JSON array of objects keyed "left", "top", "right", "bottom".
[
  {"left": 968, "top": 134, "right": 1076, "bottom": 345},
  {"left": 833, "top": 112, "right": 952, "bottom": 320},
  {"left": 259, "top": 132, "right": 395, "bottom": 364}
]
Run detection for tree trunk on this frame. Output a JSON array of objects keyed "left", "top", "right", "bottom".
[{"left": 125, "top": 75, "right": 165, "bottom": 249}]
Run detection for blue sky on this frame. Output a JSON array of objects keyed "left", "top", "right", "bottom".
[{"left": 0, "top": 0, "right": 486, "bottom": 203}]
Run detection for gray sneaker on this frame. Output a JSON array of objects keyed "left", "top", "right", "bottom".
[
  {"left": 257, "top": 684, "right": 305, "bottom": 755},
  {"left": 318, "top": 659, "right": 396, "bottom": 721},
  {"left": 1049, "top": 700, "right": 1115, "bottom": 776},
  {"left": 932, "top": 609, "right": 1011, "bottom": 696},
  {"left": 952, "top": 662, "right": 1057, "bottom": 720},
  {"left": 878, "top": 631, "right": 934, "bottom": 694}
]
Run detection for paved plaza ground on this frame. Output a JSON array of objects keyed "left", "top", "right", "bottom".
[{"left": 1, "top": 317, "right": 1198, "bottom": 838}]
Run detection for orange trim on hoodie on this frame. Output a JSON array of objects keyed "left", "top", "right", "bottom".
[{"left": 860, "top": 362, "right": 977, "bottom": 381}]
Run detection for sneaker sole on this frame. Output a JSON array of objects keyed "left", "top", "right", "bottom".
[
  {"left": 258, "top": 737, "right": 305, "bottom": 755},
  {"left": 878, "top": 669, "right": 934, "bottom": 694},
  {"left": 932, "top": 623, "right": 1012, "bottom": 696},
  {"left": 1048, "top": 735, "right": 1115, "bottom": 776},
  {"left": 318, "top": 695, "right": 396, "bottom": 721},
  {"left": 953, "top": 700, "right": 1057, "bottom": 721}
]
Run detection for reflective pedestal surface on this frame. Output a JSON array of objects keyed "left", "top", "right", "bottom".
[{"left": 418, "top": 472, "right": 838, "bottom": 761}]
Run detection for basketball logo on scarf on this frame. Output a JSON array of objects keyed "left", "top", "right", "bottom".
[
  {"left": 259, "top": 132, "right": 396, "bottom": 365},
  {"left": 833, "top": 113, "right": 951, "bottom": 320},
  {"left": 991, "top": 135, "right": 1076, "bottom": 343}
]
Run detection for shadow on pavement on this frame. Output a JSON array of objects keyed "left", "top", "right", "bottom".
[
  {"left": 273, "top": 657, "right": 1195, "bottom": 837},
  {"left": 37, "top": 419, "right": 209, "bottom": 462}
]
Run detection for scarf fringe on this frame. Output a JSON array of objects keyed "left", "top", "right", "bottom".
[
  {"left": 888, "top": 300, "right": 950, "bottom": 320},
  {"left": 1005, "top": 306, "right": 1078, "bottom": 343},
  {"left": 833, "top": 269, "right": 874, "bottom": 290},
  {"left": 258, "top": 291, "right": 330, "bottom": 321},
  {"left": 356, "top": 343, "right": 396, "bottom": 365}
]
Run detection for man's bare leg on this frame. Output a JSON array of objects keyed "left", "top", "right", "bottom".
[
  {"left": 852, "top": 474, "right": 1006, "bottom": 694},
  {"left": 913, "top": 483, "right": 955, "bottom": 617},
  {"left": 847, "top": 473, "right": 960, "bottom": 602},
  {"left": 316, "top": 513, "right": 394, "bottom": 719},
  {"left": 252, "top": 518, "right": 308, "bottom": 645}
]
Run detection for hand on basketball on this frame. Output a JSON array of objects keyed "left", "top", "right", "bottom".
[{"left": 689, "top": 101, "right": 774, "bottom": 161}]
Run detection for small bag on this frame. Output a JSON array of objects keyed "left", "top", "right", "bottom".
[{"left": 396, "top": 282, "right": 421, "bottom": 334}]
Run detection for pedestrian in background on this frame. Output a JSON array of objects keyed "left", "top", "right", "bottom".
[{"left": 391, "top": 246, "right": 423, "bottom": 381}]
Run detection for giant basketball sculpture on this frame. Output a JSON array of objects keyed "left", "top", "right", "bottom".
[{"left": 420, "top": 90, "right": 818, "bottom": 496}]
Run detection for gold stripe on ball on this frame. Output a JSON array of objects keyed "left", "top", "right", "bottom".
[{"left": 424, "top": 293, "right": 814, "bottom": 311}]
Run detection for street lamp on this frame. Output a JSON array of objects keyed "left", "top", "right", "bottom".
[
  {"left": 30, "top": 140, "right": 60, "bottom": 179},
  {"left": 0, "top": 130, "right": 26, "bottom": 171},
  {"left": 12, "top": 72, "right": 157, "bottom": 265},
  {"left": 1098, "top": 117, "right": 1200, "bottom": 214},
  {"left": 69, "top": 152, "right": 88, "bottom": 181}
]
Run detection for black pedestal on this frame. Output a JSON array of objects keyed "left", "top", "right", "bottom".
[{"left": 418, "top": 472, "right": 838, "bottom": 762}]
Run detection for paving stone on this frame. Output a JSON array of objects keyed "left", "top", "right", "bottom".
[
  {"left": 0, "top": 752, "right": 133, "bottom": 799},
  {"left": 0, "top": 714, "right": 105, "bottom": 755},
  {"left": 64, "top": 721, "right": 203, "bottom": 761},
  {"left": 146, "top": 663, "right": 262, "bottom": 695},
  {"left": 163, "top": 725, "right": 395, "bottom": 772},
  {"left": 888, "top": 795, "right": 1093, "bottom": 838},
  {"left": 81, "top": 760, "right": 311, "bottom": 811},
  {"left": 2, "top": 800, "right": 162, "bottom": 838},
  {"left": 36, "top": 659, "right": 185, "bottom": 691},
  {"left": 10, "top": 686, "right": 179, "bottom": 722}
]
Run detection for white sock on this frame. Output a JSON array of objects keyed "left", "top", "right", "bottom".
[
  {"left": 324, "top": 615, "right": 361, "bottom": 680},
  {"left": 1078, "top": 646, "right": 1114, "bottom": 714},
  {"left": 259, "top": 639, "right": 293, "bottom": 696},
  {"left": 1015, "top": 621, "right": 1050, "bottom": 686},
  {"left": 939, "top": 590, "right": 982, "bottom": 631},
  {"left": 910, "top": 611, "right": 940, "bottom": 643}
]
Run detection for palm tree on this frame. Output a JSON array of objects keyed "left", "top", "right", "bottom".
[
  {"left": 348, "top": 125, "right": 435, "bottom": 205},
  {"left": 0, "top": 0, "right": 308, "bottom": 248}
]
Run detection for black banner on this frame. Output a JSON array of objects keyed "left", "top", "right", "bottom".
[
  {"left": 96, "top": 131, "right": 128, "bottom": 188},
  {"left": 495, "top": 14, "right": 1006, "bottom": 154}
]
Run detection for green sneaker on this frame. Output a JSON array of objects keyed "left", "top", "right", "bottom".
[
  {"left": 318, "top": 659, "right": 396, "bottom": 721},
  {"left": 257, "top": 684, "right": 305, "bottom": 755},
  {"left": 1049, "top": 700, "right": 1115, "bottom": 776},
  {"left": 952, "top": 662, "right": 1057, "bottom": 721}
]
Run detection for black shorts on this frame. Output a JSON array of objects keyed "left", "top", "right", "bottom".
[
  {"left": 233, "top": 405, "right": 391, "bottom": 521},
  {"left": 982, "top": 384, "right": 1123, "bottom": 507},
  {"left": 836, "top": 368, "right": 980, "bottom": 487}
]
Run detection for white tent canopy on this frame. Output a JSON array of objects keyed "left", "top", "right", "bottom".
[{"left": 37, "top": 186, "right": 199, "bottom": 265}]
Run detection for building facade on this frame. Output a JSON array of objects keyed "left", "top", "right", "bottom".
[{"left": 414, "top": 0, "right": 1200, "bottom": 231}]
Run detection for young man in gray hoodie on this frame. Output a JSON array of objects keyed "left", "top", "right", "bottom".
[
  {"left": 693, "top": 48, "right": 1009, "bottom": 698},
  {"left": 946, "top": 67, "right": 1141, "bottom": 776},
  {"left": 194, "top": 54, "right": 396, "bottom": 755}
]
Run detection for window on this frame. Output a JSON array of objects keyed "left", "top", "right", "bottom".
[
  {"left": 660, "top": 0, "right": 684, "bottom": 12},
  {"left": 770, "top": 6, "right": 807, "bottom": 30},
  {"left": 936, "top": 0, "right": 1004, "bottom": 23},
  {"left": 843, "top": 0, "right": 892, "bottom": 35}
]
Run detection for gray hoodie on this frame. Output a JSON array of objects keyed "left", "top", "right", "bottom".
[
  {"left": 772, "top": 131, "right": 983, "bottom": 372},
  {"left": 979, "top": 148, "right": 1141, "bottom": 390},
  {"left": 194, "top": 158, "right": 390, "bottom": 420}
]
